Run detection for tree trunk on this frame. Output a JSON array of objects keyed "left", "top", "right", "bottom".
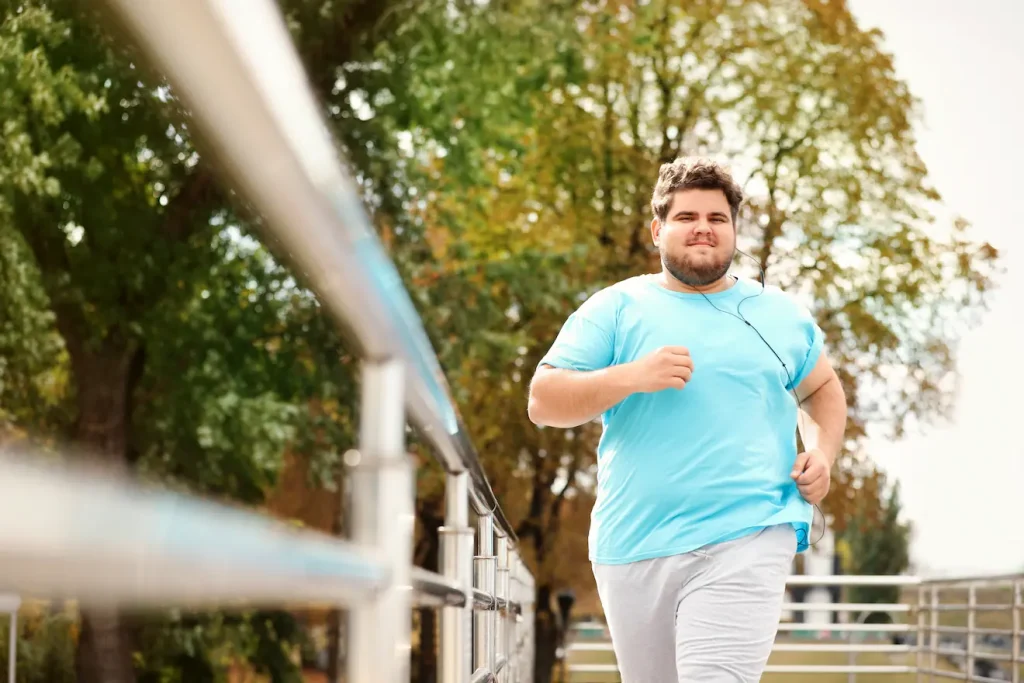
[
  {"left": 413, "top": 505, "right": 441, "bottom": 683},
  {"left": 416, "top": 606, "right": 438, "bottom": 683},
  {"left": 58, "top": 322, "right": 144, "bottom": 683},
  {"left": 75, "top": 610, "right": 138, "bottom": 683},
  {"left": 598, "top": 78, "right": 615, "bottom": 249},
  {"left": 533, "top": 585, "right": 559, "bottom": 683},
  {"left": 325, "top": 608, "right": 346, "bottom": 683},
  {"left": 62, "top": 332, "right": 141, "bottom": 468}
]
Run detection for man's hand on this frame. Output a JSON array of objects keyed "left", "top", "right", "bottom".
[
  {"left": 630, "top": 346, "right": 694, "bottom": 393},
  {"left": 791, "top": 448, "right": 831, "bottom": 504}
]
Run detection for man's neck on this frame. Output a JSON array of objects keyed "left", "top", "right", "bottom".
[{"left": 658, "top": 270, "right": 735, "bottom": 294}]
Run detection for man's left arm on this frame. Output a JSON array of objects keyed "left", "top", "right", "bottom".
[{"left": 790, "top": 352, "right": 848, "bottom": 504}]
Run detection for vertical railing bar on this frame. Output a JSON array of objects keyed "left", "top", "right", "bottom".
[
  {"left": 930, "top": 586, "right": 939, "bottom": 683},
  {"left": 917, "top": 585, "right": 926, "bottom": 682},
  {"left": 515, "top": 554, "right": 525, "bottom": 683},
  {"left": 847, "top": 606, "right": 862, "bottom": 683},
  {"left": 508, "top": 556, "right": 516, "bottom": 683},
  {"left": 7, "top": 609, "right": 16, "bottom": 683},
  {"left": 347, "top": 359, "right": 413, "bottom": 683},
  {"left": 496, "top": 536, "right": 509, "bottom": 682},
  {"left": 517, "top": 557, "right": 523, "bottom": 683},
  {"left": 440, "top": 472, "right": 474, "bottom": 683},
  {"left": 1012, "top": 579, "right": 1021, "bottom": 683},
  {"left": 475, "top": 514, "right": 496, "bottom": 674},
  {"left": 967, "top": 585, "right": 976, "bottom": 681},
  {"left": 527, "top": 565, "right": 535, "bottom": 683},
  {"left": 491, "top": 530, "right": 502, "bottom": 679}
]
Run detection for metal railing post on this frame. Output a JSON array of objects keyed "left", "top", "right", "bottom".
[
  {"left": 513, "top": 554, "right": 525, "bottom": 683},
  {"left": 929, "top": 586, "right": 939, "bottom": 682},
  {"left": 496, "top": 534, "right": 510, "bottom": 681},
  {"left": 966, "top": 585, "right": 976, "bottom": 681},
  {"left": 510, "top": 558, "right": 520, "bottom": 683},
  {"left": 347, "top": 360, "right": 414, "bottom": 683},
  {"left": 847, "top": 618, "right": 855, "bottom": 683},
  {"left": 7, "top": 607, "right": 16, "bottom": 683},
  {"left": 917, "top": 585, "right": 926, "bottom": 682},
  {"left": 1013, "top": 579, "right": 1021, "bottom": 683},
  {"left": 440, "top": 472, "right": 474, "bottom": 683},
  {"left": 475, "top": 513, "right": 497, "bottom": 676},
  {"left": 526, "top": 570, "right": 536, "bottom": 683}
]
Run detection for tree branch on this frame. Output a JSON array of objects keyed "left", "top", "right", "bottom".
[
  {"left": 553, "top": 453, "right": 580, "bottom": 507},
  {"left": 670, "top": 47, "right": 738, "bottom": 161},
  {"left": 544, "top": 452, "right": 581, "bottom": 546},
  {"left": 757, "top": 104, "right": 827, "bottom": 271},
  {"left": 161, "top": 164, "right": 220, "bottom": 242},
  {"left": 599, "top": 78, "right": 615, "bottom": 248}
]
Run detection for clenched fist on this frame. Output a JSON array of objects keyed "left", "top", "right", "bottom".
[
  {"left": 630, "top": 346, "right": 694, "bottom": 393},
  {"left": 791, "top": 448, "right": 831, "bottom": 504}
]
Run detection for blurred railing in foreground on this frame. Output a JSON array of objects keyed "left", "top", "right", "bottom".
[
  {"left": 0, "top": 0, "right": 536, "bottom": 681},
  {"left": 566, "top": 574, "right": 1023, "bottom": 682}
]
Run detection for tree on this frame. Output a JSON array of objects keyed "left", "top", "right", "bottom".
[
  {"left": 841, "top": 478, "right": 912, "bottom": 612},
  {"left": 1, "top": 2, "right": 223, "bottom": 676},
  {"left": 0, "top": 1, "right": 394, "bottom": 680}
]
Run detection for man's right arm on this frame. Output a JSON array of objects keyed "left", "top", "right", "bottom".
[
  {"left": 528, "top": 346, "right": 693, "bottom": 428},
  {"left": 527, "top": 363, "right": 639, "bottom": 428}
]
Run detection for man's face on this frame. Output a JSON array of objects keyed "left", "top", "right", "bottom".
[{"left": 652, "top": 188, "right": 736, "bottom": 288}]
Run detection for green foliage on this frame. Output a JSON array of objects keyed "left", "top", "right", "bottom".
[
  {"left": 133, "top": 228, "right": 355, "bottom": 501},
  {"left": 0, "top": 224, "right": 70, "bottom": 441},
  {"left": 134, "top": 610, "right": 307, "bottom": 683},
  {"left": 0, "top": 1, "right": 218, "bottom": 348},
  {"left": 0, "top": 610, "right": 76, "bottom": 683},
  {"left": 842, "top": 479, "right": 912, "bottom": 608},
  {"left": 0, "top": 3, "right": 104, "bottom": 202}
]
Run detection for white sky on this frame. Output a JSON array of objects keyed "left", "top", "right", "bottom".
[{"left": 848, "top": 0, "right": 1024, "bottom": 576}]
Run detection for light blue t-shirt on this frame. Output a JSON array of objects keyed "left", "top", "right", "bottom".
[{"left": 538, "top": 274, "right": 824, "bottom": 565}]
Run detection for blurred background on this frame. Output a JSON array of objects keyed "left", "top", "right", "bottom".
[{"left": 0, "top": 0, "right": 1020, "bottom": 682}]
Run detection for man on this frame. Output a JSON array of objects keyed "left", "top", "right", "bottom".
[{"left": 527, "top": 157, "right": 847, "bottom": 682}]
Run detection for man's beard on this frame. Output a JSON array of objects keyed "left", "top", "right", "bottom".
[{"left": 661, "top": 246, "right": 734, "bottom": 288}]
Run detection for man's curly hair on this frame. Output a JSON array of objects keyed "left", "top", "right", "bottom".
[{"left": 650, "top": 157, "right": 744, "bottom": 224}]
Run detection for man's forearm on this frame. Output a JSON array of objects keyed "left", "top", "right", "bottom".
[
  {"left": 798, "top": 374, "right": 847, "bottom": 464},
  {"left": 528, "top": 364, "right": 636, "bottom": 428}
]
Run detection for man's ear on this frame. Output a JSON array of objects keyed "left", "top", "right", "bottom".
[{"left": 650, "top": 217, "right": 661, "bottom": 247}]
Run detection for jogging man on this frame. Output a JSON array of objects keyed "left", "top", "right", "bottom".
[{"left": 527, "top": 157, "right": 847, "bottom": 682}]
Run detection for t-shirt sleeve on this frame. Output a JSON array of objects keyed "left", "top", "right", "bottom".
[
  {"left": 787, "top": 302, "right": 825, "bottom": 391},
  {"left": 538, "top": 289, "right": 617, "bottom": 372}
]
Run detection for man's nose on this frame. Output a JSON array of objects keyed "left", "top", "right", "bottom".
[{"left": 693, "top": 220, "right": 712, "bottom": 234}]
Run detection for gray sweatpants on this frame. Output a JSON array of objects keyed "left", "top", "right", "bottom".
[{"left": 592, "top": 524, "right": 796, "bottom": 682}]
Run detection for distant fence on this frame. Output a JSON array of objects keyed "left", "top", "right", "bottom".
[{"left": 566, "top": 574, "right": 1023, "bottom": 682}]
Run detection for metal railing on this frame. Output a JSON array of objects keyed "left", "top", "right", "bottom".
[
  {"left": 566, "top": 574, "right": 1024, "bottom": 682},
  {"left": 916, "top": 574, "right": 1023, "bottom": 683},
  {"left": 0, "top": 0, "right": 535, "bottom": 681}
]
